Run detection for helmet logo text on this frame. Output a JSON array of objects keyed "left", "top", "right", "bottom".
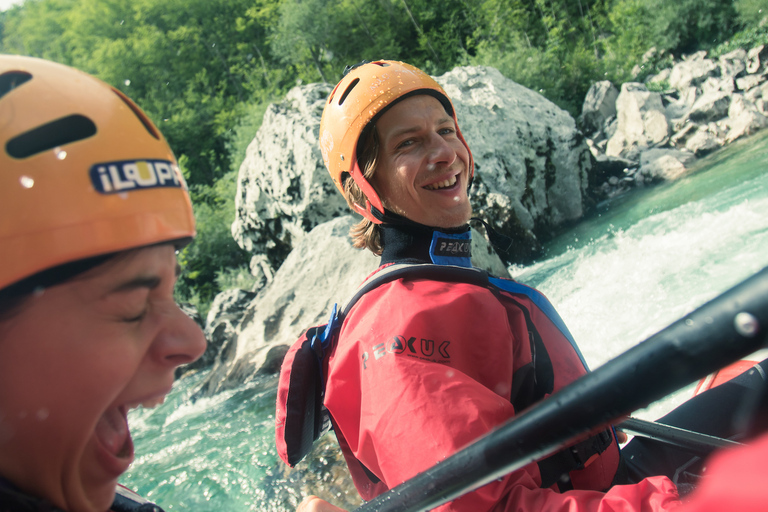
[{"left": 90, "top": 159, "right": 182, "bottom": 194}]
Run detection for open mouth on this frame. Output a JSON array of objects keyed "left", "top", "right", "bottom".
[
  {"left": 424, "top": 174, "right": 458, "bottom": 191},
  {"left": 94, "top": 405, "right": 135, "bottom": 475}
]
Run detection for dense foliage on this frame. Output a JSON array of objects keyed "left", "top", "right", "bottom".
[{"left": 2, "top": 0, "right": 766, "bottom": 316}]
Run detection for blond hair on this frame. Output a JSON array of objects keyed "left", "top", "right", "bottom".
[{"left": 344, "top": 124, "right": 383, "bottom": 255}]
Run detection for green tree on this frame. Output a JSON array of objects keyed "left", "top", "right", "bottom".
[{"left": 735, "top": 0, "right": 768, "bottom": 29}]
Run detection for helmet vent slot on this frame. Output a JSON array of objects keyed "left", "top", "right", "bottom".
[
  {"left": 0, "top": 71, "right": 32, "bottom": 100},
  {"left": 338, "top": 78, "right": 359, "bottom": 106},
  {"left": 6, "top": 115, "right": 96, "bottom": 159},
  {"left": 111, "top": 88, "right": 161, "bottom": 140}
]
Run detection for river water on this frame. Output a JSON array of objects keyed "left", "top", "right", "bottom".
[{"left": 121, "top": 130, "right": 768, "bottom": 510}]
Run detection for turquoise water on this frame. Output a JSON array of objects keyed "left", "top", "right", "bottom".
[{"left": 121, "top": 131, "right": 768, "bottom": 510}]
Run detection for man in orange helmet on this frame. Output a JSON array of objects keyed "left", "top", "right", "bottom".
[{"left": 288, "top": 60, "right": 768, "bottom": 511}]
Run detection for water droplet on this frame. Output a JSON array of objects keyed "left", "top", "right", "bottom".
[
  {"left": 685, "top": 319, "right": 694, "bottom": 326},
  {"left": 124, "top": 79, "right": 131, "bottom": 86},
  {"left": 20, "top": 176, "right": 34, "bottom": 188},
  {"left": 118, "top": 192, "right": 129, "bottom": 200},
  {"left": 340, "top": 155, "right": 345, "bottom": 161},
  {"left": 36, "top": 408, "right": 49, "bottom": 420},
  {"left": 55, "top": 147, "right": 67, "bottom": 160}
]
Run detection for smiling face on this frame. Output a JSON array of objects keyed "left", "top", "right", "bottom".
[
  {"left": 371, "top": 94, "right": 472, "bottom": 229},
  {"left": 0, "top": 244, "right": 206, "bottom": 512}
]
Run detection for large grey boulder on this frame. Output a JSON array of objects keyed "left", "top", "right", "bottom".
[
  {"left": 606, "top": 83, "right": 669, "bottom": 160},
  {"left": 438, "top": 66, "right": 591, "bottom": 262},
  {"left": 232, "top": 83, "right": 347, "bottom": 271},
  {"left": 196, "top": 215, "right": 510, "bottom": 396},
  {"left": 578, "top": 81, "right": 620, "bottom": 137},
  {"left": 232, "top": 66, "right": 592, "bottom": 276}
]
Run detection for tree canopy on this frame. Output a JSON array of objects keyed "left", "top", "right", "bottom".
[{"left": 2, "top": 0, "right": 765, "bottom": 314}]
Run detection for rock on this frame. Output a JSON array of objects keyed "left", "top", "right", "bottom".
[
  {"left": 439, "top": 66, "right": 592, "bottom": 262},
  {"left": 606, "top": 83, "right": 669, "bottom": 160},
  {"left": 687, "top": 90, "right": 731, "bottom": 123},
  {"left": 726, "top": 109, "right": 768, "bottom": 143},
  {"left": 205, "top": 288, "right": 257, "bottom": 332},
  {"left": 746, "top": 45, "right": 768, "bottom": 75},
  {"left": 578, "top": 81, "right": 619, "bottom": 136},
  {"left": 232, "top": 83, "right": 348, "bottom": 272},
  {"left": 665, "top": 87, "right": 698, "bottom": 124},
  {"left": 701, "top": 76, "right": 736, "bottom": 95},
  {"left": 179, "top": 302, "right": 204, "bottom": 330},
  {"left": 639, "top": 148, "right": 696, "bottom": 181},
  {"left": 728, "top": 94, "right": 759, "bottom": 119},
  {"left": 718, "top": 49, "right": 747, "bottom": 79},
  {"left": 646, "top": 68, "right": 672, "bottom": 87},
  {"left": 737, "top": 74, "right": 766, "bottom": 92},
  {"left": 684, "top": 128, "right": 722, "bottom": 157},
  {"left": 670, "top": 122, "right": 699, "bottom": 147},
  {"left": 175, "top": 302, "right": 210, "bottom": 378},
  {"left": 603, "top": 115, "right": 618, "bottom": 140},
  {"left": 669, "top": 54, "right": 719, "bottom": 91},
  {"left": 196, "top": 215, "right": 510, "bottom": 395}
]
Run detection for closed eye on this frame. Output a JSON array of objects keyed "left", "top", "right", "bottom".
[{"left": 124, "top": 310, "right": 148, "bottom": 323}]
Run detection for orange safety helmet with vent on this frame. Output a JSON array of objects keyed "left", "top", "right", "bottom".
[
  {"left": 319, "top": 60, "right": 474, "bottom": 224},
  {"left": 0, "top": 55, "right": 195, "bottom": 292}
]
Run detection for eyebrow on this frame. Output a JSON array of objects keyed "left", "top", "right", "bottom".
[
  {"left": 387, "top": 116, "right": 454, "bottom": 141},
  {"left": 111, "top": 275, "right": 162, "bottom": 293}
]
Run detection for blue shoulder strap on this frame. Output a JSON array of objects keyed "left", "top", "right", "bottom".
[{"left": 489, "top": 277, "right": 588, "bottom": 370}]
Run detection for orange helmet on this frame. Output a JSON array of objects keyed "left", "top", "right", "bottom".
[
  {"left": 318, "top": 60, "right": 474, "bottom": 223},
  {"left": 0, "top": 55, "right": 195, "bottom": 291}
]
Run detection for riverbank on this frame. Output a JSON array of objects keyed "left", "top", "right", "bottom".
[{"left": 581, "top": 45, "right": 768, "bottom": 201}]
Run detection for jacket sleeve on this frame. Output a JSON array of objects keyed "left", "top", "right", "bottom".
[
  {"left": 671, "top": 432, "right": 768, "bottom": 512},
  {"left": 324, "top": 278, "right": 681, "bottom": 512}
]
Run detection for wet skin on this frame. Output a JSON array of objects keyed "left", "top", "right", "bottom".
[
  {"left": 371, "top": 95, "right": 472, "bottom": 228},
  {"left": 0, "top": 244, "right": 206, "bottom": 512}
]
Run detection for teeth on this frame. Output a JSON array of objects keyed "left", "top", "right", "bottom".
[{"left": 425, "top": 175, "right": 457, "bottom": 190}]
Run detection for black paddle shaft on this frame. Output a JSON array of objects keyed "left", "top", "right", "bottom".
[{"left": 355, "top": 266, "right": 768, "bottom": 512}]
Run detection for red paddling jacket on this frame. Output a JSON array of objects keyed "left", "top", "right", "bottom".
[{"left": 323, "top": 223, "right": 680, "bottom": 512}]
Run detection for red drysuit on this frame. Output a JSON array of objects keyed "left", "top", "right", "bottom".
[
  {"left": 323, "top": 270, "right": 681, "bottom": 512},
  {"left": 675, "top": 432, "right": 768, "bottom": 512}
]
